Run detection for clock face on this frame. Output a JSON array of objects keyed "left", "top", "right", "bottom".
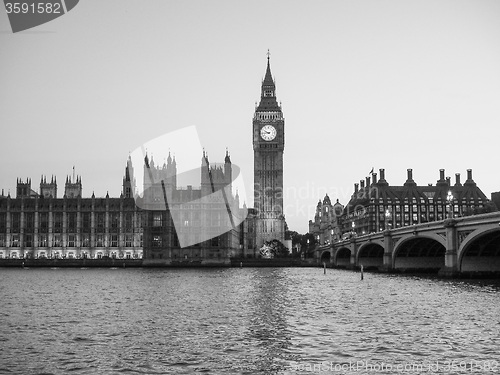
[{"left": 260, "top": 125, "right": 277, "bottom": 141}]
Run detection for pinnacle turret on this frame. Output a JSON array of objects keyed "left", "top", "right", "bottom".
[{"left": 256, "top": 50, "right": 281, "bottom": 112}]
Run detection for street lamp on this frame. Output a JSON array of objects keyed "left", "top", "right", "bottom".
[
  {"left": 447, "top": 190, "right": 454, "bottom": 219},
  {"left": 351, "top": 221, "right": 355, "bottom": 236},
  {"left": 385, "top": 209, "right": 391, "bottom": 230}
]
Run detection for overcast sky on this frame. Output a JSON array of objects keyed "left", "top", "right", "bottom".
[{"left": 1, "top": 0, "right": 499, "bottom": 233}]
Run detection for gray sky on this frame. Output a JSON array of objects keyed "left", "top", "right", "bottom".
[{"left": 1, "top": 0, "right": 499, "bottom": 233}]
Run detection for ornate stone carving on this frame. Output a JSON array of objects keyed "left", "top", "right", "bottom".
[
  {"left": 458, "top": 230, "right": 474, "bottom": 246},
  {"left": 436, "top": 232, "right": 446, "bottom": 241}
]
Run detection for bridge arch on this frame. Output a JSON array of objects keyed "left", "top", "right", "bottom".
[
  {"left": 459, "top": 227, "right": 500, "bottom": 273},
  {"left": 357, "top": 242, "right": 384, "bottom": 270},
  {"left": 320, "top": 250, "right": 331, "bottom": 263},
  {"left": 335, "top": 247, "right": 351, "bottom": 268},
  {"left": 393, "top": 234, "right": 446, "bottom": 272}
]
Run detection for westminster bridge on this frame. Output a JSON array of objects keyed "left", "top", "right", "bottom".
[{"left": 316, "top": 211, "right": 500, "bottom": 276}]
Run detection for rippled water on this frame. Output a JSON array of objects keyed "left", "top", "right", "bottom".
[{"left": 1, "top": 268, "right": 499, "bottom": 374}]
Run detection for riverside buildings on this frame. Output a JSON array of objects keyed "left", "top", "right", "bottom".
[
  {"left": 309, "top": 168, "right": 494, "bottom": 245},
  {"left": 0, "top": 152, "right": 244, "bottom": 262},
  {"left": 0, "top": 56, "right": 287, "bottom": 262},
  {"left": 0, "top": 176, "right": 143, "bottom": 260}
]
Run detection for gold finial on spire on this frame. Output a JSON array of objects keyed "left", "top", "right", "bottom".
[{"left": 267, "top": 49, "right": 270, "bottom": 61}]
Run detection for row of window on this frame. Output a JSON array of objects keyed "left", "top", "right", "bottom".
[
  {"left": 0, "top": 253, "right": 141, "bottom": 260},
  {"left": 344, "top": 204, "right": 483, "bottom": 221},
  {"left": 149, "top": 251, "right": 222, "bottom": 259},
  {"left": 342, "top": 213, "right": 451, "bottom": 232},
  {"left": 152, "top": 214, "right": 227, "bottom": 227},
  {"left": 0, "top": 212, "right": 139, "bottom": 226},
  {"left": 151, "top": 235, "right": 222, "bottom": 248},
  {"left": 375, "top": 204, "right": 482, "bottom": 213},
  {"left": 0, "top": 212, "right": 140, "bottom": 233},
  {"left": 0, "top": 233, "right": 142, "bottom": 248}
]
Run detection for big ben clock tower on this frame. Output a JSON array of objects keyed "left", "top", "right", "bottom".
[{"left": 253, "top": 52, "right": 285, "bottom": 248}]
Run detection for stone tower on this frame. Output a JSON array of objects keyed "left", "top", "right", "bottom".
[
  {"left": 201, "top": 150, "right": 232, "bottom": 197},
  {"left": 122, "top": 155, "right": 137, "bottom": 198},
  {"left": 64, "top": 176, "right": 82, "bottom": 198},
  {"left": 253, "top": 53, "right": 285, "bottom": 248},
  {"left": 142, "top": 152, "right": 177, "bottom": 207},
  {"left": 40, "top": 175, "right": 57, "bottom": 198},
  {"left": 16, "top": 178, "right": 34, "bottom": 198}
]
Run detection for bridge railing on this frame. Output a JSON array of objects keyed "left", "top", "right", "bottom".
[{"left": 334, "top": 211, "right": 500, "bottom": 243}]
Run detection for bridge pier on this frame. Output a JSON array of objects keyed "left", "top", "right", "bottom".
[
  {"left": 380, "top": 230, "right": 393, "bottom": 272},
  {"left": 350, "top": 239, "right": 357, "bottom": 269},
  {"left": 439, "top": 219, "right": 459, "bottom": 277}
]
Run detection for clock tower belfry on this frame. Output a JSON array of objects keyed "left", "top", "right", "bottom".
[{"left": 253, "top": 53, "right": 285, "bottom": 249}]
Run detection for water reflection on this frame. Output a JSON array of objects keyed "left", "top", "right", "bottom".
[
  {"left": 246, "top": 268, "right": 292, "bottom": 373},
  {"left": 0, "top": 268, "right": 499, "bottom": 374}
]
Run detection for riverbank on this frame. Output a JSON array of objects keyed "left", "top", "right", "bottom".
[
  {"left": 0, "top": 258, "right": 317, "bottom": 268},
  {"left": 2, "top": 258, "right": 497, "bottom": 277},
  {"left": 0, "top": 258, "right": 142, "bottom": 268}
]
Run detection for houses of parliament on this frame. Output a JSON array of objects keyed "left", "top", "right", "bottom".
[{"left": 0, "top": 56, "right": 287, "bottom": 263}]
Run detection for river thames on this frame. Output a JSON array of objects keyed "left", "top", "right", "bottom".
[{"left": 0, "top": 267, "right": 499, "bottom": 374}]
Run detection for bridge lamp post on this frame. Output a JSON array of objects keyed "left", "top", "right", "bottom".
[
  {"left": 447, "top": 190, "right": 454, "bottom": 219},
  {"left": 352, "top": 221, "right": 355, "bottom": 236},
  {"left": 385, "top": 209, "right": 391, "bottom": 230}
]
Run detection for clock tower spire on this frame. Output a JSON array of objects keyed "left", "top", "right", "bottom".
[{"left": 253, "top": 52, "right": 285, "bottom": 249}]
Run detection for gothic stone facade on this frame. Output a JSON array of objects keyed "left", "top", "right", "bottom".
[
  {"left": 0, "top": 56, "right": 291, "bottom": 260},
  {"left": 0, "top": 178, "right": 143, "bottom": 260},
  {"left": 252, "top": 56, "right": 286, "bottom": 249},
  {"left": 139, "top": 151, "right": 243, "bottom": 265}
]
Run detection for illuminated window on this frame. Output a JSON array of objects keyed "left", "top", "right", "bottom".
[
  {"left": 125, "top": 235, "right": 133, "bottom": 247},
  {"left": 11, "top": 234, "right": 20, "bottom": 247},
  {"left": 38, "top": 234, "right": 48, "bottom": 247},
  {"left": 82, "top": 236, "right": 90, "bottom": 247},
  {"left": 152, "top": 235, "right": 162, "bottom": 247},
  {"left": 96, "top": 235, "right": 104, "bottom": 247},
  {"left": 153, "top": 212, "right": 162, "bottom": 227}
]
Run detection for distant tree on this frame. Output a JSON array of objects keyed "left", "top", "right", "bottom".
[
  {"left": 259, "top": 243, "right": 273, "bottom": 259},
  {"left": 285, "top": 230, "right": 300, "bottom": 244},
  {"left": 260, "top": 239, "right": 290, "bottom": 258},
  {"left": 300, "top": 233, "right": 317, "bottom": 248},
  {"left": 300, "top": 233, "right": 318, "bottom": 258}
]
